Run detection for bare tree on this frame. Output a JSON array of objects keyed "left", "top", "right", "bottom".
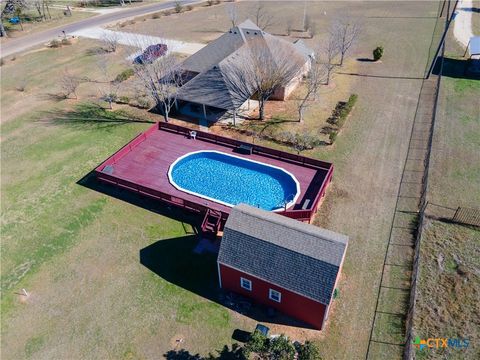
[
  {"left": 226, "top": 2, "right": 238, "bottom": 27},
  {"left": 101, "top": 31, "right": 120, "bottom": 53},
  {"left": 252, "top": 2, "right": 273, "bottom": 31},
  {"left": 60, "top": 69, "right": 80, "bottom": 99},
  {"left": 96, "top": 54, "right": 120, "bottom": 110},
  {"left": 223, "top": 38, "right": 304, "bottom": 120},
  {"left": 32, "top": 0, "right": 51, "bottom": 21},
  {"left": 282, "top": 130, "right": 317, "bottom": 154},
  {"left": 319, "top": 33, "right": 340, "bottom": 86},
  {"left": 297, "top": 58, "right": 326, "bottom": 122},
  {"left": 133, "top": 54, "right": 182, "bottom": 122},
  {"left": 331, "top": 17, "right": 361, "bottom": 65}
]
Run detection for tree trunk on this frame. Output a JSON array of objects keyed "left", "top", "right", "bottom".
[
  {"left": 163, "top": 104, "right": 169, "bottom": 122},
  {"left": 339, "top": 52, "right": 345, "bottom": 66},
  {"left": 0, "top": 22, "right": 7, "bottom": 37},
  {"left": 46, "top": 2, "right": 52, "bottom": 20},
  {"left": 258, "top": 100, "right": 265, "bottom": 120},
  {"left": 325, "top": 69, "right": 331, "bottom": 85},
  {"left": 298, "top": 105, "right": 305, "bottom": 123}
]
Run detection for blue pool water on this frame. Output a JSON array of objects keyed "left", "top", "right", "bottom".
[{"left": 168, "top": 151, "right": 300, "bottom": 211}]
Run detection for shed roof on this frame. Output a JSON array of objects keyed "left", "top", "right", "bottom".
[{"left": 218, "top": 204, "right": 348, "bottom": 305}]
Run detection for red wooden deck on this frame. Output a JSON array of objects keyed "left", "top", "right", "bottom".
[{"left": 95, "top": 123, "right": 333, "bottom": 224}]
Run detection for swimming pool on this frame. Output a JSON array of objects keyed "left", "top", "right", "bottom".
[{"left": 168, "top": 151, "right": 300, "bottom": 211}]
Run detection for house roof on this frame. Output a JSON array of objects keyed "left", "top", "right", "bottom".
[
  {"left": 177, "top": 20, "right": 313, "bottom": 110},
  {"left": 218, "top": 204, "right": 348, "bottom": 305}
]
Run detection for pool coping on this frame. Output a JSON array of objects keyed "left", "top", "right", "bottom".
[{"left": 167, "top": 150, "right": 301, "bottom": 212}]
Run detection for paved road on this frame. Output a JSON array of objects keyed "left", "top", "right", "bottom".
[{"left": 0, "top": 0, "right": 201, "bottom": 57}]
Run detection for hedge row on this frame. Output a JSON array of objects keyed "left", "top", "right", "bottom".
[{"left": 326, "top": 94, "right": 358, "bottom": 144}]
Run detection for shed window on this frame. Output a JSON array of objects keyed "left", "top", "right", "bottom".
[
  {"left": 269, "top": 289, "right": 281, "bottom": 303},
  {"left": 240, "top": 277, "right": 252, "bottom": 291}
]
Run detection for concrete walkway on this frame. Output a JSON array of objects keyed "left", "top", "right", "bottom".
[
  {"left": 453, "top": 0, "right": 474, "bottom": 48},
  {"left": 71, "top": 27, "right": 205, "bottom": 55}
]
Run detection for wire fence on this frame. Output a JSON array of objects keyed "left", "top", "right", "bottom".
[
  {"left": 403, "top": 1, "right": 464, "bottom": 358},
  {"left": 428, "top": 203, "right": 480, "bottom": 227}
]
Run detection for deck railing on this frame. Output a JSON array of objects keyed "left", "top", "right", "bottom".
[
  {"left": 158, "top": 122, "right": 333, "bottom": 170},
  {"left": 95, "top": 122, "right": 334, "bottom": 224}
]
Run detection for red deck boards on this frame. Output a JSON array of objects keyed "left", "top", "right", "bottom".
[{"left": 95, "top": 123, "right": 332, "bottom": 221}]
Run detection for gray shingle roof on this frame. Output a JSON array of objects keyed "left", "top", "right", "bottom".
[
  {"left": 181, "top": 30, "right": 245, "bottom": 74},
  {"left": 177, "top": 19, "right": 313, "bottom": 110},
  {"left": 218, "top": 204, "right": 348, "bottom": 305}
]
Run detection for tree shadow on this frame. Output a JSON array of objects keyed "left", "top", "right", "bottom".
[
  {"left": 356, "top": 57, "right": 375, "bottom": 62},
  {"left": 164, "top": 349, "right": 202, "bottom": 360},
  {"left": 40, "top": 102, "right": 154, "bottom": 129},
  {"left": 85, "top": 46, "right": 109, "bottom": 56},
  {"left": 37, "top": 93, "right": 67, "bottom": 102}
]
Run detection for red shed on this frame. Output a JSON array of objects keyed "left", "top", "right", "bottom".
[{"left": 217, "top": 204, "right": 348, "bottom": 330}]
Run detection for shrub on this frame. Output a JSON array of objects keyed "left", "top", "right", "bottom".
[
  {"left": 329, "top": 131, "right": 337, "bottom": 144},
  {"left": 16, "top": 78, "right": 28, "bottom": 92},
  {"left": 0, "top": 58, "right": 4, "bottom": 66},
  {"left": 114, "top": 68, "right": 134, "bottom": 83},
  {"left": 151, "top": 12, "right": 161, "bottom": 19},
  {"left": 163, "top": 9, "right": 172, "bottom": 16},
  {"left": 207, "top": 0, "right": 214, "bottom": 5},
  {"left": 174, "top": 1, "right": 183, "bottom": 13},
  {"left": 136, "top": 97, "right": 152, "bottom": 109},
  {"left": 327, "top": 94, "right": 358, "bottom": 128},
  {"left": 298, "top": 341, "right": 323, "bottom": 360},
  {"left": 61, "top": 38, "right": 72, "bottom": 45},
  {"left": 269, "top": 335, "right": 296, "bottom": 360},
  {"left": 50, "top": 39, "right": 61, "bottom": 48},
  {"left": 244, "top": 330, "right": 268, "bottom": 357},
  {"left": 185, "top": 5, "right": 193, "bottom": 11},
  {"left": 373, "top": 46, "right": 384, "bottom": 61},
  {"left": 117, "top": 96, "right": 130, "bottom": 104}
]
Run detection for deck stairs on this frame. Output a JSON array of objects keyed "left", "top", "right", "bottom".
[{"left": 201, "top": 209, "right": 222, "bottom": 239}]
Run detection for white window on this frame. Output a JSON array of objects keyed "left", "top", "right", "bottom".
[
  {"left": 240, "top": 277, "right": 252, "bottom": 291},
  {"left": 269, "top": 289, "right": 282, "bottom": 303}
]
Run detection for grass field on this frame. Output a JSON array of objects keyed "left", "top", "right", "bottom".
[
  {"left": 1, "top": 2, "right": 445, "bottom": 359},
  {"left": 411, "top": 27, "right": 480, "bottom": 360},
  {"left": 0, "top": 7, "right": 95, "bottom": 41}
]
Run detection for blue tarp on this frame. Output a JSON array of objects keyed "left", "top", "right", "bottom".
[
  {"left": 469, "top": 36, "right": 480, "bottom": 56},
  {"left": 8, "top": 17, "right": 20, "bottom": 24}
]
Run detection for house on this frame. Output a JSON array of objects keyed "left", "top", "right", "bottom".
[
  {"left": 175, "top": 19, "right": 313, "bottom": 123},
  {"left": 217, "top": 204, "right": 348, "bottom": 330}
]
